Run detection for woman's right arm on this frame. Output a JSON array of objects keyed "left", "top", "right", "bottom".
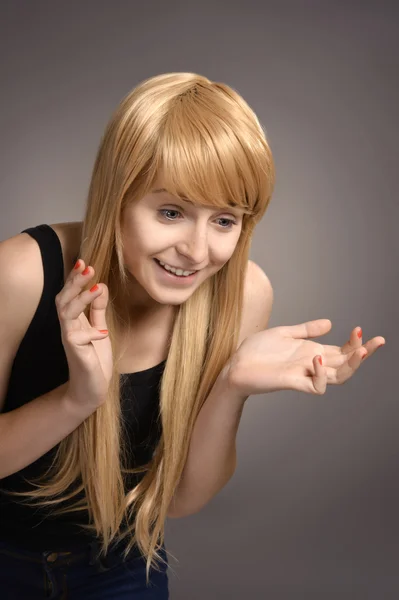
[
  {"left": 0, "top": 232, "right": 111, "bottom": 479},
  {"left": 0, "top": 382, "right": 96, "bottom": 479}
]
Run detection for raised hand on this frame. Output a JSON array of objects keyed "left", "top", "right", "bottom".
[
  {"left": 55, "top": 259, "right": 113, "bottom": 414},
  {"left": 228, "top": 319, "right": 386, "bottom": 397}
]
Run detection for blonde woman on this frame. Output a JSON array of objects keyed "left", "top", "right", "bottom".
[{"left": 0, "top": 73, "right": 385, "bottom": 598}]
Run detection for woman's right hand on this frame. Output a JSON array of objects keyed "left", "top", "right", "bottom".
[{"left": 55, "top": 259, "right": 114, "bottom": 413}]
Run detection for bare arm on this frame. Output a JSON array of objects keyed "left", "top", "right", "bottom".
[
  {"left": 167, "top": 367, "right": 247, "bottom": 518},
  {"left": 0, "top": 232, "right": 108, "bottom": 480},
  {"left": 167, "top": 261, "right": 273, "bottom": 518},
  {"left": 0, "top": 384, "right": 96, "bottom": 479}
]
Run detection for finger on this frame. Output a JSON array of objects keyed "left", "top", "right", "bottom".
[
  {"left": 320, "top": 326, "right": 364, "bottom": 370},
  {"left": 312, "top": 355, "right": 327, "bottom": 395},
  {"left": 283, "top": 319, "right": 332, "bottom": 340},
  {"left": 89, "top": 283, "right": 109, "bottom": 330},
  {"left": 57, "top": 263, "right": 95, "bottom": 309},
  {"left": 359, "top": 336, "right": 386, "bottom": 361},
  {"left": 57, "top": 278, "right": 104, "bottom": 331},
  {"left": 340, "top": 326, "right": 363, "bottom": 354},
  {"left": 323, "top": 337, "right": 386, "bottom": 380},
  {"left": 67, "top": 258, "right": 86, "bottom": 283},
  {"left": 335, "top": 347, "right": 367, "bottom": 384},
  {"left": 320, "top": 333, "right": 385, "bottom": 369},
  {"left": 65, "top": 327, "right": 109, "bottom": 348}
]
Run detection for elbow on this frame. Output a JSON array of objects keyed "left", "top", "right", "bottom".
[{"left": 167, "top": 465, "right": 237, "bottom": 519}]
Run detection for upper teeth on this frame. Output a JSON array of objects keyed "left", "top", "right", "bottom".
[{"left": 158, "top": 260, "right": 196, "bottom": 276}]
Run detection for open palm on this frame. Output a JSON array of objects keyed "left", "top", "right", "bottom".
[{"left": 229, "top": 319, "right": 385, "bottom": 396}]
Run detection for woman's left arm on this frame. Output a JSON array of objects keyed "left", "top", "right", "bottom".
[
  {"left": 167, "top": 262, "right": 273, "bottom": 518},
  {"left": 167, "top": 260, "right": 386, "bottom": 518}
]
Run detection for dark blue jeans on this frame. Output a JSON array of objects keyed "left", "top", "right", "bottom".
[{"left": 0, "top": 538, "right": 169, "bottom": 599}]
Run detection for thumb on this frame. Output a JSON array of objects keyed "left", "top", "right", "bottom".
[{"left": 286, "top": 319, "right": 332, "bottom": 340}]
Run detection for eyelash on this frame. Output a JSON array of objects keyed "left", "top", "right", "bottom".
[{"left": 158, "top": 209, "right": 238, "bottom": 230}]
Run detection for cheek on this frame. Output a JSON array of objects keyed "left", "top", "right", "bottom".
[
  {"left": 213, "top": 235, "right": 241, "bottom": 263},
  {"left": 123, "top": 221, "right": 154, "bottom": 256}
]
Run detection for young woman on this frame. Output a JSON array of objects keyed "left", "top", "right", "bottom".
[{"left": 0, "top": 72, "right": 385, "bottom": 598}]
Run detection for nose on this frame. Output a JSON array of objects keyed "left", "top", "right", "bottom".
[{"left": 176, "top": 225, "right": 208, "bottom": 267}]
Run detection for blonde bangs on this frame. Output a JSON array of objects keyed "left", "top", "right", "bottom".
[{"left": 146, "top": 83, "right": 273, "bottom": 219}]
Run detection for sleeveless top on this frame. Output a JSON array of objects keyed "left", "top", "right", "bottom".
[{"left": 0, "top": 224, "right": 166, "bottom": 550}]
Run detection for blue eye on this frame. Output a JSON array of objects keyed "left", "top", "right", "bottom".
[
  {"left": 158, "top": 209, "right": 237, "bottom": 230},
  {"left": 159, "top": 209, "right": 180, "bottom": 220}
]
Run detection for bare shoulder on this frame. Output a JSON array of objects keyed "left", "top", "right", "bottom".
[
  {"left": 0, "top": 232, "right": 45, "bottom": 411},
  {"left": 0, "top": 230, "right": 45, "bottom": 300},
  {"left": 0, "top": 221, "right": 82, "bottom": 287},
  {"left": 0, "top": 222, "right": 82, "bottom": 412},
  {"left": 236, "top": 259, "right": 274, "bottom": 349}
]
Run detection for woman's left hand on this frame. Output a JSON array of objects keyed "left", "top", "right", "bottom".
[{"left": 227, "top": 319, "right": 386, "bottom": 397}]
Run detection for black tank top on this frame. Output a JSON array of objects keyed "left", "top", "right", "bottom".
[{"left": 0, "top": 224, "right": 166, "bottom": 550}]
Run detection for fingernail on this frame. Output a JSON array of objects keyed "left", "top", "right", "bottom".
[
  {"left": 362, "top": 352, "right": 367, "bottom": 360},
  {"left": 82, "top": 267, "right": 90, "bottom": 276},
  {"left": 98, "top": 330, "right": 108, "bottom": 334},
  {"left": 357, "top": 328, "right": 362, "bottom": 338},
  {"left": 90, "top": 284, "right": 99, "bottom": 293},
  {"left": 318, "top": 356, "right": 323, "bottom": 365},
  {"left": 74, "top": 260, "right": 81, "bottom": 270}
]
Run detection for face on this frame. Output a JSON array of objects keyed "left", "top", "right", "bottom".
[{"left": 120, "top": 183, "right": 244, "bottom": 312}]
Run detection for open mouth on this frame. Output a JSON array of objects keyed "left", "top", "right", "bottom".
[{"left": 153, "top": 259, "right": 198, "bottom": 281}]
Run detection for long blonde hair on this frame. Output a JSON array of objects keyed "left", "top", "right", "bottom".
[{"left": 12, "top": 73, "right": 275, "bottom": 582}]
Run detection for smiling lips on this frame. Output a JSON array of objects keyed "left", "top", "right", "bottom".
[{"left": 156, "top": 259, "right": 198, "bottom": 273}]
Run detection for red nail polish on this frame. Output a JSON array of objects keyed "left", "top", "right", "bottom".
[
  {"left": 362, "top": 353, "right": 367, "bottom": 360},
  {"left": 74, "top": 260, "right": 81, "bottom": 270},
  {"left": 357, "top": 328, "right": 362, "bottom": 338},
  {"left": 90, "top": 284, "right": 99, "bottom": 293},
  {"left": 318, "top": 356, "right": 323, "bottom": 365}
]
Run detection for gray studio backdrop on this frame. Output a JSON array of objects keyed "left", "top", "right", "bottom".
[{"left": 0, "top": 1, "right": 397, "bottom": 599}]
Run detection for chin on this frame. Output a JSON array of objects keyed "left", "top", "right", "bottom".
[{"left": 153, "top": 293, "right": 194, "bottom": 306}]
